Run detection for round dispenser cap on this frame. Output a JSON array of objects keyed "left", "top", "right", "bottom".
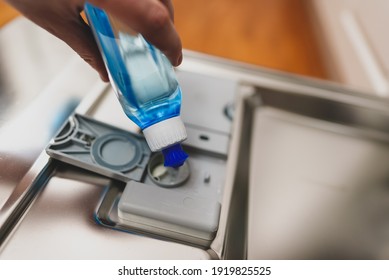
[
  {"left": 162, "top": 143, "right": 188, "bottom": 168},
  {"left": 91, "top": 133, "right": 141, "bottom": 172},
  {"left": 143, "top": 116, "right": 187, "bottom": 152}
]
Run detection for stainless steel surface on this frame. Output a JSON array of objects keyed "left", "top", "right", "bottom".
[
  {"left": 0, "top": 19, "right": 74, "bottom": 122},
  {"left": 246, "top": 86, "right": 389, "bottom": 259},
  {"left": 0, "top": 168, "right": 211, "bottom": 259},
  {"left": 0, "top": 18, "right": 102, "bottom": 229}
]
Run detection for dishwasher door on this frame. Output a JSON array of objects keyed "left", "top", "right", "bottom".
[{"left": 2, "top": 17, "right": 389, "bottom": 260}]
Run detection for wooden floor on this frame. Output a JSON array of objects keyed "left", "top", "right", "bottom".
[{"left": 0, "top": 0, "right": 328, "bottom": 79}]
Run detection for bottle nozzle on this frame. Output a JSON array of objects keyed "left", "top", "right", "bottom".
[{"left": 161, "top": 144, "right": 188, "bottom": 168}]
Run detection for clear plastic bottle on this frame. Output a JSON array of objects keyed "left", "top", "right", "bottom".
[{"left": 84, "top": 3, "right": 188, "bottom": 167}]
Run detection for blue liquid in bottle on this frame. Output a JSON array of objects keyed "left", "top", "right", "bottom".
[{"left": 84, "top": 3, "right": 188, "bottom": 168}]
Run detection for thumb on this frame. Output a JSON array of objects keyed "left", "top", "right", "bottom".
[{"left": 51, "top": 15, "right": 109, "bottom": 82}]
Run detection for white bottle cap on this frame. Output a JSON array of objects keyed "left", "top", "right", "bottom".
[{"left": 142, "top": 116, "right": 187, "bottom": 152}]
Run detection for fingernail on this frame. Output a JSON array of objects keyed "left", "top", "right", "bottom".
[{"left": 100, "top": 73, "right": 109, "bottom": 83}]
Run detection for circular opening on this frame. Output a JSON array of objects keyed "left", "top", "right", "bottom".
[
  {"left": 223, "top": 102, "right": 235, "bottom": 121},
  {"left": 100, "top": 138, "right": 136, "bottom": 165},
  {"left": 147, "top": 153, "right": 190, "bottom": 188},
  {"left": 91, "top": 133, "right": 142, "bottom": 172},
  {"left": 54, "top": 117, "right": 77, "bottom": 143}
]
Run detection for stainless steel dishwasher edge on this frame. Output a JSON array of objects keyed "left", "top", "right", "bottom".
[{"left": 2, "top": 18, "right": 389, "bottom": 260}]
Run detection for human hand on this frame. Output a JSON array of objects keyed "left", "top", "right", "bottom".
[{"left": 6, "top": 0, "right": 182, "bottom": 82}]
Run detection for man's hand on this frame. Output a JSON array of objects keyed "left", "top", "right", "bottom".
[{"left": 6, "top": 0, "right": 182, "bottom": 82}]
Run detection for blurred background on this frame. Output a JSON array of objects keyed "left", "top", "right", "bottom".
[
  {"left": 0, "top": 0, "right": 328, "bottom": 80},
  {"left": 2, "top": 0, "right": 389, "bottom": 96}
]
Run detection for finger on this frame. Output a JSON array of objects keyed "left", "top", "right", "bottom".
[
  {"left": 52, "top": 15, "right": 109, "bottom": 82},
  {"left": 6, "top": 0, "right": 109, "bottom": 81},
  {"left": 159, "top": 0, "right": 175, "bottom": 20},
  {"left": 89, "top": 0, "right": 182, "bottom": 66}
]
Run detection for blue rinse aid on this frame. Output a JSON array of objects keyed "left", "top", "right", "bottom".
[{"left": 84, "top": 3, "right": 188, "bottom": 167}]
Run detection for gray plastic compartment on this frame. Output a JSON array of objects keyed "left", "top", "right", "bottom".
[
  {"left": 46, "top": 114, "right": 151, "bottom": 182},
  {"left": 118, "top": 180, "right": 221, "bottom": 241},
  {"left": 96, "top": 145, "right": 227, "bottom": 248}
]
